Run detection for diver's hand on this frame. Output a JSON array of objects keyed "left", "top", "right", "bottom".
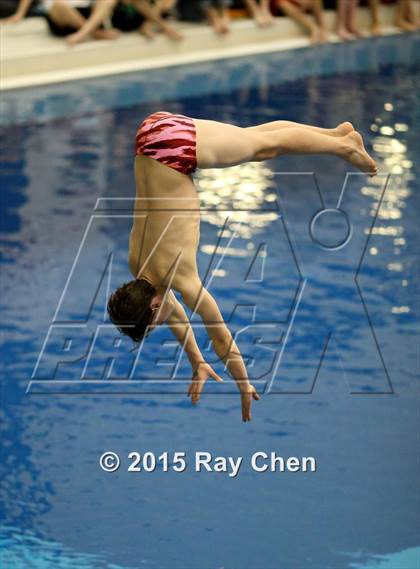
[
  {"left": 240, "top": 383, "right": 260, "bottom": 422},
  {"left": 188, "top": 363, "right": 223, "bottom": 404}
]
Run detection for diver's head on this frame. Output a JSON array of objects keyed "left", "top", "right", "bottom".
[{"left": 107, "top": 278, "right": 172, "bottom": 342}]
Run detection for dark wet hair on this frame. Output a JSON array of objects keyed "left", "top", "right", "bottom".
[{"left": 107, "top": 278, "right": 156, "bottom": 342}]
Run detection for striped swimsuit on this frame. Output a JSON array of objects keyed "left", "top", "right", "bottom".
[{"left": 135, "top": 111, "right": 197, "bottom": 176}]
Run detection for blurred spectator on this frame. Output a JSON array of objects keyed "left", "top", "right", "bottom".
[
  {"left": 1, "top": 0, "right": 120, "bottom": 44},
  {"left": 274, "top": 0, "right": 329, "bottom": 43},
  {"left": 111, "top": 0, "right": 182, "bottom": 40},
  {"left": 367, "top": 0, "right": 382, "bottom": 35},
  {"left": 177, "top": 0, "right": 232, "bottom": 34},
  {"left": 242, "top": 0, "right": 274, "bottom": 26},
  {"left": 45, "top": 0, "right": 120, "bottom": 44},
  {"left": 336, "top": 0, "right": 364, "bottom": 39},
  {"left": 394, "top": 0, "right": 418, "bottom": 31},
  {"left": 0, "top": 0, "right": 40, "bottom": 19}
]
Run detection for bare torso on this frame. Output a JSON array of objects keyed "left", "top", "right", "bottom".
[{"left": 128, "top": 155, "right": 201, "bottom": 290}]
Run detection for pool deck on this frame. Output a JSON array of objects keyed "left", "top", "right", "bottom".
[{"left": 0, "top": 6, "right": 402, "bottom": 90}]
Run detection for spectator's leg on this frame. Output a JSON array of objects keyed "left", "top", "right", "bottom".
[
  {"left": 260, "top": 0, "right": 274, "bottom": 24},
  {"left": 154, "top": 0, "right": 177, "bottom": 12},
  {"left": 204, "top": 3, "right": 228, "bottom": 34},
  {"left": 47, "top": 1, "right": 87, "bottom": 32},
  {"left": 346, "top": 0, "right": 365, "bottom": 37},
  {"left": 405, "top": 0, "right": 419, "bottom": 29},
  {"left": 205, "top": 6, "right": 222, "bottom": 33},
  {"left": 335, "top": 0, "right": 354, "bottom": 40},
  {"left": 368, "top": 0, "right": 382, "bottom": 35},
  {"left": 395, "top": 0, "right": 417, "bottom": 31},
  {"left": 220, "top": 1, "right": 231, "bottom": 33},
  {"left": 311, "top": 0, "right": 329, "bottom": 42},
  {"left": 278, "top": 1, "right": 321, "bottom": 43},
  {"left": 128, "top": 0, "right": 183, "bottom": 40},
  {"left": 243, "top": 0, "right": 263, "bottom": 25},
  {"left": 153, "top": 0, "right": 183, "bottom": 39},
  {"left": 243, "top": 0, "right": 274, "bottom": 26},
  {"left": 66, "top": 0, "right": 119, "bottom": 45}
]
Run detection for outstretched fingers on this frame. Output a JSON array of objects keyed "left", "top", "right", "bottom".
[
  {"left": 241, "top": 386, "right": 260, "bottom": 422},
  {"left": 210, "top": 370, "right": 224, "bottom": 383},
  {"left": 188, "top": 380, "right": 204, "bottom": 404}
]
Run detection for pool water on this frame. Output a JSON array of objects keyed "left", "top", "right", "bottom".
[{"left": 1, "top": 36, "right": 419, "bottom": 569}]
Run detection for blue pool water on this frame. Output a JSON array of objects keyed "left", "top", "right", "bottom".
[{"left": 1, "top": 35, "right": 419, "bottom": 569}]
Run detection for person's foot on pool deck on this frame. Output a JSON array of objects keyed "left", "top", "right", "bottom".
[
  {"left": 310, "top": 26, "right": 327, "bottom": 44},
  {"left": 66, "top": 29, "right": 88, "bottom": 45},
  {"left": 67, "top": 27, "right": 119, "bottom": 45},
  {"left": 341, "top": 131, "right": 378, "bottom": 176},
  {"left": 139, "top": 20, "right": 156, "bottom": 40},
  {"left": 255, "top": 8, "right": 274, "bottom": 27},
  {"left": 347, "top": 23, "right": 367, "bottom": 38},
  {"left": 163, "top": 25, "right": 184, "bottom": 42},
  {"left": 317, "top": 28, "right": 330, "bottom": 43},
  {"left": 310, "top": 26, "right": 324, "bottom": 44},
  {"left": 395, "top": 18, "right": 417, "bottom": 32},
  {"left": 220, "top": 14, "right": 230, "bottom": 34},
  {"left": 336, "top": 26, "right": 355, "bottom": 40},
  {"left": 93, "top": 28, "right": 120, "bottom": 40},
  {"left": 370, "top": 23, "right": 383, "bottom": 36}
]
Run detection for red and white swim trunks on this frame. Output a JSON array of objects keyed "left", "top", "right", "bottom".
[{"left": 135, "top": 111, "right": 197, "bottom": 176}]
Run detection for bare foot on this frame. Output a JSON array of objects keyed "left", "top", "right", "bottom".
[
  {"left": 395, "top": 19, "right": 417, "bottom": 32},
  {"left": 256, "top": 10, "right": 274, "bottom": 27},
  {"left": 164, "top": 25, "right": 183, "bottom": 42},
  {"left": 139, "top": 21, "right": 156, "bottom": 40},
  {"left": 335, "top": 121, "right": 355, "bottom": 137},
  {"left": 317, "top": 29, "right": 329, "bottom": 43},
  {"left": 213, "top": 22, "right": 225, "bottom": 34},
  {"left": 221, "top": 15, "right": 230, "bottom": 34},
  {"left": 337, "top": 26, "right": 355, "bottom": 41},
  {"left": 341, "top": 131, "right": 377, "bottom": 176},
  {"left": 66, "top": 30, "right": 87, "bottom": 45},
  {"left": 347, "top": 25, "right": 366, "bottom": 38},
  {"left": 370, "top": 24, "right": 382, "bottom": 36},
  {"left": 261, "top": 9, "right": 274, "bottom": 26},
  {"left": 311, "top": 27, "right": 329, "bottom": 44},
  {"left": 93, "top": 28, "right": 119, "bottom": 40},
  {"left": 213, "top": 18, "right": 229, "bottom": 35},
  {"left": 310, "top": 27, "right": 322, "bottom": 44},
  {"left": 255, "top": 13, "right": 266, "bottom": 27}
]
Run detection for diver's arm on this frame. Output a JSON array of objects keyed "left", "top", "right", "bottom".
[
  {"left": 181, "top": 281, "right": 260, "bottom": 421},
  {"left": 166, "top": 294, "right": 204, "bottom": 370},
  {"left": 166, "top": 293, "right": 223, "bottom": 403}
]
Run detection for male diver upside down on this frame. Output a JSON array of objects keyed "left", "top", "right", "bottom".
[{"left": 108, "top": 111, "right": 377, "bottom": 421}]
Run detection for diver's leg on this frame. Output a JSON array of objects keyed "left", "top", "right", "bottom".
[
  {"left": 247, "top": 120, "right": 354, "bottom": 137},
  {"left": 194, "top": 118, "right": 377, "bottom": 174}
]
